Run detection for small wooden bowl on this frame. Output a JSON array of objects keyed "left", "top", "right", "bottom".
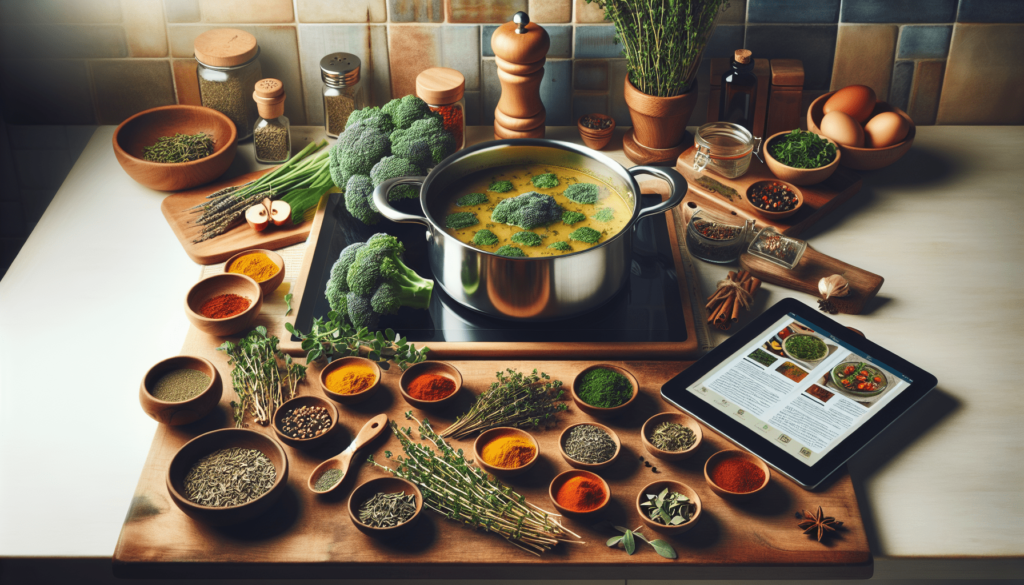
[
  {"left": 319, "top": 356, "right": 382, "bottom": 405},
  {"left": 636, "top": 479, "right": 702, "bottom": 535},
  {"left": 763, "top": 131, "right": 841, "bottom": 185},
  {"left": 473, "top": 427, "right": 540, "bottom": 478},
  {"left": 184, "top": 273, "right": 263, "bottom": 337},
  {"left": 166, "top": 428, "right": 288, "bottom": 526},
  {"left": 113, "top": 105, "right": 237, "bottom": 191},
  {"left": 139, "top": 355, "right": 222, "bottom": 426},
  {"left": 570, "top": 364, "right": 639, "bottom": 419},
  {"left": 224, "top": 249, "right": 286, "bottom": 297},
  {"left": 578, "top": 113, "right": 616, "bottom": 150},
  {"left": 807, "top": 93, "right": 916, "bottom": 170},
  {"left": 272, "top": 394, "right": 339, "bottom": 449},
  {"left": 745, "top": 179, "right": 804, "bottom": 220},
  {"left": 548, "top": 469, "right": 610, "bottom": 516},
  {"left": 641, "top": 412, "right": 703, "bottom": 461},
  {"left": 558, "top": 422, "right": 620, "bottom": 471},
  {"left": 704, "top": 449, "right": 771, "bottom": 501},
  {"left": 398, "top": 361, "right": 463, "bottom": 409},
  {"left": 348, "top": 476, "right": 423, "bottom": 538}
]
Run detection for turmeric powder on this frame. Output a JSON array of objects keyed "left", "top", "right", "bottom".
[
  {"left": 480, "top": 433, "right": 536, "bottom": 469},
  {"left": 324, "top": 362, "right": 378, "bottom": 395},
  {"left": 228, "top": 252, "right": 279, "bottom": 283}
]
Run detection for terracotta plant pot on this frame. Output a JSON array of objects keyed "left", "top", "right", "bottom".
[{"left": 623, "top": 77, "right": 698, "bottom": 150}]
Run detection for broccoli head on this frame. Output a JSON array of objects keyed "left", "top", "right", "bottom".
[
  {"left": 510, "top": 231, "right": 542, "bottom": 247},
  {"left": 564, "top": 183, "right": 600, "bottom": 204},
  {"left": 390, "top": 116, "right": 456, "bottom": 168},
  {"left": 471, "top": 229, "right": 499, "bottom": 246},
  {"left": 325, "top": 241, "right": 365, "bottom": 315},
  {"left": 488, "top": 180, "right": 514, "bottom": 193},
  {"left": 490, "top": 191, "right": 563, "bottom": 229},
  {"left": 382, "top": 94, "right": 436, "bottom": 130},
  {"left": 592, "top": 207, "right": 614, "bottom": 222},
  {"left": 346, "top": 291, "right": 379, "bottom": 330},
  {"left": 548, "top": 241, "right": 572, "bottom": 251},
  {"left": 445, "top": 211, "right": 478, "bottom": 230},
  {"left": 456, "top": 192, "right": 487, "bottom": 207},
  {"left": 531, "top": 173, "right": 559, "bottom": 189},
  {"left": 495, "top": 245, "right": 527, "bottom": 258},
  {"left": 342, "top": 233, "right": 434, "bottom": 327},
  {"left": 344, "top": 174, "right": 380, "bottom": 225},
  {"left": 562, "top": 211, "right": 585, "bottom": 225},
  {"left": 345, "top": 106, "right": 395, "bottom": 135},
  {"left": 569, "top": 227, "right": 602, "bottom": 244},
  {"left": 370, "top": 155, "right": 423, "bottom": 201},
  {"left": 329, "top": 121, "right": 391, "bottom": 188}
]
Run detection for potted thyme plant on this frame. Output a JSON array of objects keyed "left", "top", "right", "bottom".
[{"left": 587, "top": 0, "right": 727, "bottom": 151}]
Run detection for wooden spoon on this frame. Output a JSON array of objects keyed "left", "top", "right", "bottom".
[{"left": 308, "top": 413, "right": 389, "bottom": 495}]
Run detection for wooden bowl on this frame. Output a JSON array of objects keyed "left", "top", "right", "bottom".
[
  {"left": 704, "top": 449, "right": 771, "bottom": 501},
  {"left": 578, "top": 113, "right": 616, "bottom": 150},
  {"left": 636, "top": 479, "right": 702, "bottom": 535},
  {"left": 807, "top": 93, "right": 916, "bottom": 170},
  {"left": 166, "top": 428, "right": 288, "bottom": 526},
  {"left": 558, "top": 422, "right": 621, "bottom": 471},
  {"left": 139, "top": 355, "right": 222, "bottom": 426},
  {"left": 763, "top": 130, "right": 841, "bottom": 185},
  {"left": 548, "top": 469, "right": 610, "bottom": 516},
  {"left": 319, "top": 356, "right": 382, "bottom": 405},
  {"left": 570, "top": 364, "right": 639, "bottom": 419},
  {"left": 113, "top": 105, "right": 237, "bottom": 191},
  {"left": 640, "top": 411, "right": 703, "bottom": 461},
  {"left": 398, "top": 361, "right": 463, "bottom": 409},
  {"left": 272, "top": 394, "right": 339, "bottom": 449},
  {"left": 473, "top": 427, "right": 540, "bottom": 478},
  {"left": 348, "top": 476, "right": 423, "bottom": 538},
  {"left": 224, "top": 249, "right": 286, "bottom": 297},
  {"left": 184, "top": 273, "right": 263, "bottom": 337},
  {"left": 744, "top": 179, "right": 804, "bottom": 220}
]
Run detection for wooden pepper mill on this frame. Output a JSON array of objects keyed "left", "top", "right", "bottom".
[{"left": 491, "top": 12, "right": 550, "bottom": 139}]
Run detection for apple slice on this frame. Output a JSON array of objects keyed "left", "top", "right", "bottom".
[
  {"left": 245, "top": 201, "right": 270, "bottom": 232},
  {"left": 270, "top": 200, "right": 291, "bottom": 227}
]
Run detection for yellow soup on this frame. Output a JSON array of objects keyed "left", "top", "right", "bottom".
[{"left": 441, "top": 164, "right": 631, "bottom": 257}]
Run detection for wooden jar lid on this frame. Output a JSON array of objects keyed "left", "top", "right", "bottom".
[
  {"left": 194, "top": 28, "right": 258, "bottom": 67},
  {"left": 734, "top": 49, "right": 752, "bottom": 64},
  {"left": 416, "top": 67, "right": 465, "bottom": 105},
  {"left": 491, "top": 12, "right": 550, "bottom": 65},
  {"left": 253, "top": 78, "right": 285, "bottom": 119}
]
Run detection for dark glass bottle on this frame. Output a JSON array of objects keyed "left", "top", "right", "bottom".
[{"left": 720, "top": 49, "right": 757, "bottom": 132}]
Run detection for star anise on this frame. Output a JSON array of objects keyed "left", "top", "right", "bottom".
[
  {"left": 818, "top": 298, "right": 839, "bottom": 314},
  {"left": 798, "top": 506, "right": 843, "bottom": 542}
]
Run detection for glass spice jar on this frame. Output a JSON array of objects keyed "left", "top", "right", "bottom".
[
  {"left": 321, "top": 53, "right": 366, "bottom": 138},
  {"left": 416, "top": 67, "right": 466, "bottom": 151},
  {"left": 252, "top": 78, "right": 291, "bottom": 164},
  {"left": 747, "top": 226, "right": 807, "bottom": 270},
  {"left": 685, "top": 208, "right": 755, "bottom": 264},
  {"left": 194, "top": 28, "right": 263, "bottom": 141},
  {"left": 692, "top": 121, "right": 761, "bottom": 179}
]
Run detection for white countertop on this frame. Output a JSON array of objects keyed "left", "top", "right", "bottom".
[{"left": 1, "top": 125, "right": 1022, "bottom": 579}]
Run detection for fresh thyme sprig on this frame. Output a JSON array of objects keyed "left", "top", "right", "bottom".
[
  {"left": 285, "top": 312, "right": 428, "bottom": 371},
  {"left": 439, "top": 369, "right": 567, "bottom": 440},
  {"left": 217, "top": 326, "right": 307, "bottom": 427}
]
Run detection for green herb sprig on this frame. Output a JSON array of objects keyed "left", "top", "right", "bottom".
[
  {"left": 599, "top": 522, "right": 677, "bottom": 558},
  {"left": 641, "top": 488, "right": 695, "bottom": 525},
  {"left": 285, "top": 315, "right": 428, "bottom": 371},
  {"left": 768, "top": 129, "right": 838, "bottom": 169},
  {"left": 217, "top": 326, "right": 307, "bottom": 427},
  {"left": 439, "top": 369, "right": 567, "bottom": 440}
]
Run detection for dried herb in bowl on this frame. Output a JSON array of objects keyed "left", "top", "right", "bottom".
[{"left": 769, "top": 129, "right": 837, "bottom": 169}]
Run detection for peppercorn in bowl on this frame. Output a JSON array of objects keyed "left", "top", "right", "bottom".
[
  {"left": 184, "top": 273, "right": 263, "bottom": 336},
  {"left": 272, "top": 395, "right": 339, "bottom": 449},
  {"left": 745, "top": 180, "right": 804, "bottom": 220}
]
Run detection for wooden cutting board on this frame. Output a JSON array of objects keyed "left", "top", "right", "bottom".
[{"left": 160, "top": 168, "right": 317, "bottom": 265}]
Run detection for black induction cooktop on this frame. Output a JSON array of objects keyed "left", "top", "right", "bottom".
[{"left": 292, "top": 193, "right": 688, "bottom": 344}]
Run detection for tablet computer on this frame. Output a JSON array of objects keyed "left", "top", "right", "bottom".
[{"left": 661, "top": 298, "right": 937, "bottom": 489}]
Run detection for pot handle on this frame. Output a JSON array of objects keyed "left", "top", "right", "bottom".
[
  {"left": 630, "top": 166, "right": 688, "bottom": 221},
  {"left": 372, "top": 176, "right": 430, "bottom": 226}
]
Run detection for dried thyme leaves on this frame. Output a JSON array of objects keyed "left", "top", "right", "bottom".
[{"left": 183, "top": 447, "right": 276, "bottom": 507}]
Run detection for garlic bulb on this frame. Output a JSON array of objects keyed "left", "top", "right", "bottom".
[{"left": 818, "top": 274, "right": 850, "bottom": 300}]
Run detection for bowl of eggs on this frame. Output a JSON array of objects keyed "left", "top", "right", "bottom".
[{"left": 808, "top": 85, "right": 915, "bottom": 171}]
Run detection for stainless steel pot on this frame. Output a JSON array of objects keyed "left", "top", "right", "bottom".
[{"left": 373, "top": 139, "right": 686, "bottom": 320}]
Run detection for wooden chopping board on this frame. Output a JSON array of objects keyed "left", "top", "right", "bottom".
[{"left": 740, "top": 248, "right": 884, "bottom": 315}]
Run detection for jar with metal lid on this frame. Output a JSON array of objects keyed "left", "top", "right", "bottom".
[
  {"left": 685, "top": 208, "right": 755, "bottom": 264},
  {"left": 416, "top": 67, "right": 466, "bottom": 150},
  {"left": 252, "top": 78, "right": 291, "bottom": 164},
  {"left": 692, "top": 121, "right": 761, "bottom": 179},
  {"left": 194, "top": 28, "right": 262, "bottom": 141},
  {"left": 321, "top": 53, "right": 366, "bottom": 138}
]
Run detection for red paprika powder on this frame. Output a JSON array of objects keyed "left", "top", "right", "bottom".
[
  {"left": 709, "top": 458, "right": 766, "bottom": 493},
  {"left": 432, "top": 104, "right": 464, "bottom": 147},
  {"left": 199, "top": 293, "right": 251, "bottom": 319},
  {"left": 554, "top": 475, "right": 606, "bottom": 512},
  {"left": 406, "top": 374, "right": 457, "bottom": 401}
]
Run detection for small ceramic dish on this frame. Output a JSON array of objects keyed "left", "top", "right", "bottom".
[
  {"left": 548, "top": 469, "right": 611, "bottom": 516},
  {"left": 745, "top": 180, "right": 804, "bottom": 220},
  {"left": 570, "top": 364, "right": 639, "bottom": 419},
  {"left": 224, "top": 249, "right": 286, "bottom": 297},
  {"left": 636, "top": 479, "right": 703, "bottom": 535},
  {"left": 166, "top": 428, "right": 288, "bottom": 526},
  {"left": 139, "top": 355, "right": 222, "bottom": 426},
  {"left": 558, "top": 422, "right": 621, "bottom": 471},
  {"left": 398, "top": 361, "right": 463, "bottom": 409},
  {"left": 272, "top": 394, "right": 339, "bottom": 449},
  {"left": 473, "top": 427, "right": 540, "bottom": 478},
  {"left": 319, "top": 356, "right": 382, "bottom": 405},
  {"left": 184, "top": 273, "right": 263, "bottom": 337},
  {"left": 347, "top": 476, "right": 423, "bottom": 538},
  {"left": 704, "top": 449, "right": 771, "bottom": 501},
  {"left": 577, "top": 113, "right": 616, "bottom": 150},
  {"left": 763, "top": 130, "right": 841, "bottom": 186},
  {"left": 807, "top": 93, "right": 916, "bottom": 170},
  {"left": 782, "top": 333, "right": 830, "bottom": 364},
  {"left": 640, "top": 411, "right": 704, "bottom": 461}
]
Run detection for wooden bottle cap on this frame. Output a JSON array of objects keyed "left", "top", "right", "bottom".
[
  {"left": 491, "top": 11, "right": 550, "bottom": 65},
  {"left": 734, "top": 49, "right": 752, "bottom": 64},
  {"left": 194, "top": 28, "right": 258, "bottom": 67},
  {"left": 253, "top": 78, "right": 285, "bottom": 119},
  {"left": 416, "top": 67, "right": 465, "bottom": 106}
]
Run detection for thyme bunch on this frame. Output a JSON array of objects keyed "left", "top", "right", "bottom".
[
  {"left": 285, "top": 313, "right": 428, "bottom": 371},
  {"left": 217, "top": 327, "right": 307, "bottom": 427},
  {"left": 440, "top": 369, "right": 567, "bottom": 440}
]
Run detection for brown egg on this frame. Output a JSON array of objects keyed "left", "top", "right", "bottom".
[
  {"left": 819, "top": 111, "right": 864, "bottom": 147},
  {"left": 824, "top": 85, "right": 877, "bottom": 123},
  {"left": 863, "top": 111, "right": 909, "bottom": 148}
]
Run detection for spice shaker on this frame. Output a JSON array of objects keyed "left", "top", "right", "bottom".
[
  {"left": 252, "top": 78, "right": 291, "bottom": 164},
  {"left": 416, "top": 67, "right": 466, "bottom": 150},
  {"left": 194, "top": 28, "right": 263, "bottom": 141},
  {"left": 321, "top": 53, "right": 366, "bottom": 138}
]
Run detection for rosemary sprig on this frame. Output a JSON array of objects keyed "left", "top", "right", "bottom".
[
  {"left": 285, "top": 313, "right": 428, "bottom": 371},
  {"left": 217, "top": 326, "right": 307, "bottom": 427},
  {"left": 440, "top": 369, "right": 567, "bottom": 440}
]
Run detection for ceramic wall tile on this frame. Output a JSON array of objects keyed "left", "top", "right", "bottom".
[
  {"left": 608, "top": 58, "right": 629, "bottom": 125},
  {"left": 387, "top": 25, "right": 442, "bottom": 99},
  {"left": 691, "top": 59, "right": 711, "bottom": 126},
  {"left": 90, "top": 60, "right": 175, "bottom": 124},
  {"left": 124, "top": 0, "right": 167, "bottom": 58},
  {"left": 888, "top": 60, "right": 914, "bottom": 111},
  {"left": 704, "top": 24, "right": 745, "bottom": 60},
  {"left": 958, "top": 0, "right": 1024, "bottom": 23},
  {"left": 297, "top": 24, "right": 392, "bottom": 125},
  {"left": 830, "top": 24, "right": 897, "bottom": 100},
  {"left": 12, "top": 149, "right": 73, "bottom": 189},
  {"left": 575, "top": 0, "right": 607, "bottom": 23},
  {"left": 574, "top": 59, "right": 608, "bottom": 91},
  {"left": 745, "top": 24, "right": 837, "bottom": 90},
  {"left": 441, "top": 26, "right": 482, "bottom": 91},
  {"left": 575, "top": 25, "right": 623, "bottom": 58},
  {"left": 482, "top": 25, "right": 499, "bottom": 56},
  {"left": 297, "top": 0, "right": 387, "bottom": 23},
  {"left": 530, "top": 0, "right": 571, "bottom": 22},
  {"left": 937, "top": 23, "right": 1024, "bottom": 124},
  {"left": 539, "top": 59, "right": 572, "bottom": 125},
  {"left": 482, "top": 58, "right": 499, "bottom": 125},
  {"left": 0, "top": 0, "right": 121, "bottom": 23},
  {"left": 747, "top": 0, "right": 839, "bottom": 23},
  {"left": 448, "top": 0, "right": 527, "bottom": 23},
  {"left": 463, "top": 90, "right": 481, "bottom": 125},
  {"left": 163, "top": 0, "right": 200, "bottom": 23},
  {"left": 799, "top": 89, "right": 827, "bottom": 129},
  {"left": 198, "top": 0, "right": 294, "bottom": 23},
  {"left": 907, "top": 60, "right": 944, "bottom": 125},
  {"left": 0, "top": 60, "right": 95, "bottom": 124},
  {"left": 546, "top": 25, "right": 573, "bottom": 58},
  {"left": 840, "top": 0, "right": 958, "bottom": 23},
  {"left": 897, "top": 25, "right": 952, "bottom": 60},
  {"left": 7, "top": 126, "right": 68, "bottom": 150},
  {"left": 572, "top": 93, "right": 607, "bottom": 120},
  {"left": 368, "top": 25, "right": 392, "bottom": 105},
  {"left": 0, "top": 25, "right": 127, "bottom": 59},
  {"left": 718, "top": 0, "right": 746, "bottom": 25},
  {"left": 387, "top": 0, "right": 443, "bottom": 23},
  {"left": 172, "top": 59, "right": 201, "bottom": 106}
]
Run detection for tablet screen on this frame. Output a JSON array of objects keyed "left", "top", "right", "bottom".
[{"left": 685, "top": 313, "right": 913, "bottom": 466}]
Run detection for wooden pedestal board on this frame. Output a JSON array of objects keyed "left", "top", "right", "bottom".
[{"left": 740, "top": 248, "right": 884, "bottom": 315}]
